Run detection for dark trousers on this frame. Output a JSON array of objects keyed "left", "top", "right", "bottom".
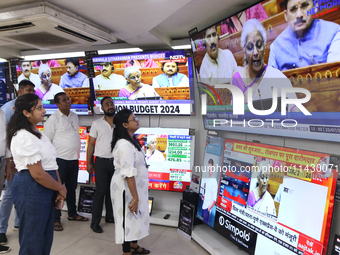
[
  {"left": 91, "top": 157, "right": 115, "bottom": 224},
  {"left": 55, "top": 158, "right": 79, "bottom": 222},
  {"left": 12, "top": 170, "right": 57, "bottom": 255}
]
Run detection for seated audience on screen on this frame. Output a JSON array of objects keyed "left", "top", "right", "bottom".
[
  {"left": 119, "top": 67, "right": 160, "bottom": 100},
  {"left": 35, "top": 64, "right": 64, "bottom": 101},
  {"left": 152, "top": 61, "right": 189, "bottom": 88},
  {"left": 145, "top": 135, "right": 165, "bottom": 161},
  {"left": 232, "top": 19, "right": 298, "bottom": 111},
  {"left": 33, "top": 59, "right": 61, "bottom": 67},
  {"left": 247, "top": 160, "right": 277, "bottom": 217},
  {"left": 268, "top": 0, "right": 340, "bottom": 70},
  {"left": 17, "top": 61, "right": 41, "bottom": 88},
  {"left": 93, "top": 62, "right": 126, "bottom": 90},
  {"left": 200, "top": 25, "right": 237, "bottom": 86},
  {"left": 59, "top": 58, "right": 89, "bottom": 88}
]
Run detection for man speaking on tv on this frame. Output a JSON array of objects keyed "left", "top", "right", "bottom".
[
  {"left": 268, "top": 0, "right": 340, "bottom": 70},
  {"left": 152, "top": 61, "right": 189, "bottom": 87},
  {"left": 93, "top": 62, "right": 126, "bottom": 90}
]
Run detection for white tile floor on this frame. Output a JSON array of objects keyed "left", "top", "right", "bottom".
[{"left": 4, "top": 208, "right": 209, "bottom": 255}]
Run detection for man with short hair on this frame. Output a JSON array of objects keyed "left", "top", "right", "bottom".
[
  {"left": 268, "top": 0, "right": 340, "bottom": 70},
  {"left": 87, "top": 97, "right": 115, "bottom": 233},
  {"left": 0, "top": 80, "right": 35, "bottom": 251},
  {"left": 93, "top": 62, "right": 126, "bottom": 90},
  {"left": 152, "top": 61, "right": 189, "bottom": 87},
  {"left": 59, "top": 58, "right": 89, "bottom": 88},
  {"left": 200, "top": 25, "right": 237, "bottom": 86},
  {"left": 44, "top": 92, "right": 88, "bottom": 231},
  {"left": 17, "top": 61, "right": 41, "bottom": 87}
]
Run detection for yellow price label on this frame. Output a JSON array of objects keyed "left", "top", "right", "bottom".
[{"left": 287, "top": 166, "right": 312, "bottom": 182}]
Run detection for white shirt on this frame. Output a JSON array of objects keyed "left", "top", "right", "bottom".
[
  {"left": 44, "top": 109, "right": 80, "bottom": 160},
  {"left": 0, "top": 109, "right": 6, "bottom": 157},
  {"left": 93, "top": 73, "right": 126, "bottom": 90},
  {"left": 18, "top": 73, "right": 41, "bottom": 88},
  {"left": 10, "top": 129, "right": 58, "bottom": 171},
  {"left": 89, "top": 117, "right": 114, "bottom": 158},
  {"left": 200, "top": 48, "right": 237, "bottom": 86},
  {"left": 202, "top": 177, "right": 218, "bottom": 210}
]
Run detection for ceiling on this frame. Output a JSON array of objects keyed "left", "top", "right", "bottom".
[{"left": 0, "top": 0, "right": 260, "bottom": 59}]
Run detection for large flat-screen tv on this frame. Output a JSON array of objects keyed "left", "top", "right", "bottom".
[
  {"left": 197, "top": 134, "right": 336, "bottom": 255},
  {"left": 37, "top": 125, "right": 90, "bottom": 184},
  {"left": 14, "top": 57, "right": 92, "bottom": 115},
  {"left": 190, "top": 0, "right": 340, "bottom": 141},
  {"left": 135, "top": 127, "right": 195, "bottom": 192},
  {"left": 91, "top": 50, "right": 195, "bottom": 115}
]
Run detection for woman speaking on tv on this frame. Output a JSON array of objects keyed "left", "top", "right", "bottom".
[{"left": 119, "top": 66, "right": 160, "bottom": 100}]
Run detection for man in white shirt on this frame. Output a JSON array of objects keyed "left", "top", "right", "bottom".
[
  {"left": 17, "top": 61, "right": 41, "bottom": 88},
  {"left": 44, "top": 92, "right": 88, "bottom": 231},
  {"left": 87, "top": 97, "right": 115, "bottom": 233},
  {"left": 200, "top": 25, "right": 237, "bottom": 86},
  {"left": 93, "top": 62, "right": 126, "bottom": 90}
]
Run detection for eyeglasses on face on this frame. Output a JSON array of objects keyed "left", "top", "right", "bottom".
[
  {"left": 129, "top": 74, "right": 141, "bottom": 80},
  {"left": 41, "top": 73, "right": 51, "bottom": 80},
  {"left": 128, "top": 117, "right": 138, "bottom": 122},
  {"left": 288, "top": 1, "right": 311, "bottom": 14},
  {"left": 245, "top": 40, "right": 264, "bottom": 53}
]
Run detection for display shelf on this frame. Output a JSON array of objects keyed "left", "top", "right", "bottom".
[
  {"left": 192, "top": 224, "right": 248, "bottom": 255},
  {"left": 149, "top": 210, "right": 179, "bottom": 227}
]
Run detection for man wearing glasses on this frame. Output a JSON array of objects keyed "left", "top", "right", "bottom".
[
  {"left": 269, "top": 0, "right": 340, "bottom": 71},
  {"left": 199, "top": 25, "right": 237, "bottom": 86},
  {"left": 93, "top": 62, "right": 126, "bottom": 90},
  {"left": 44, "top": 92, "right": 88, "bottom": 231}
]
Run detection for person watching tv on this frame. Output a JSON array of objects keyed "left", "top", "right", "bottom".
[
  {"left": 152, "top": 61, "right": 189, "bottom": 87},
  {"left": 59, "top": 58, "right": 89, "bottom": 88},
  {"left": 93, "top": 62, "right": 126, "bottom": 90}
]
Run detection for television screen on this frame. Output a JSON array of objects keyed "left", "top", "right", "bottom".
[
  {"left": 14, "top": 57, "right": 92, "bottom": 115},
  {"left": 37, "top": 125, "right": 90, "bottom": 184},
  {"left": 197, "top": 135, "right": 336, "bottom": 255},
  {"left": 190, "top": 0, "right": 340, "bottom": 141},
  {"left": 135, "top": 127, "right": 194, "bottom": 192},
  {"left": 91, "top": 50, "right": 194, "bottom": 115}
]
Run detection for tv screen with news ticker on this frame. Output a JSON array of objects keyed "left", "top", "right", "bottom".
[
  {"left": 135, "top": 127, "right": 194, "bottom": 192},
  {"left": 91, "top": 50, "right": 195, "bottom": 115},
  {"left": 37, "top": 125, "right": 90, "bottom": 184},
  {"left": 14, "top": 57, "right": 92, "bottom": 115},
  {"left": 197, "top": 135, "right": 336, "bottom": 255},
  {"left": 190, "top": 0, "right": 340, "bottom": 141}
]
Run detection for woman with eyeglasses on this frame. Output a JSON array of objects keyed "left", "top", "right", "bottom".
[
  {"left": 119, "top": 66, "right": 160, "bottom": 100},
  {"left": 145, "top": 135, "right": 165, "bottom": 161},
  {"left": 35, "top": 64, "right": 64, "bottom": 101},
  {"left": 110, "top": 109, "right": 150, "bottom": 255},
  {"left": 232, "top": 19, "right": 297, "bottom": 110}
]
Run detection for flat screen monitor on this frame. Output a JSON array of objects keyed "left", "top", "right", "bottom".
[
  {"left": 190, "top": 0, "right": 340, "bottom": 141},
  {"left": 197, "top": 134, "right": 336, "bottom": 255},
  {"left": 37, "top": 125, "right": 90, "bottom": 184},
  {"left": 91, "top": 50, "right": 195, "bottom": 115},
  {"left": 135, "top": 127, "right": 195, "bottom": 192},
  {"left": 14, "top": 58, "right": 92, "bottom": 115}
]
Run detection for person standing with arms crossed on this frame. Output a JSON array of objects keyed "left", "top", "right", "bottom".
[{"left": 87, "top": 97, "right": 115, "bottom": 233}]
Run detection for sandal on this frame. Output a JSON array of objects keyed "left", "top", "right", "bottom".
[
  {"left": 130, "top": 245, "right": 150, "bottom": 254},
  {"left": 54, "top": 222, "right": 63, "bottom": 231},
  {"left": 67, "top": 215, "right": 89, "bottom": 221}
]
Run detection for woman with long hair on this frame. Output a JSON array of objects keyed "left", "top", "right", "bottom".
[
  {"left": 110, "top": 109, "right": 150, "bottom": 255},
  {"left": 7, "top": 93, "right": 66, "bottom": 255}
]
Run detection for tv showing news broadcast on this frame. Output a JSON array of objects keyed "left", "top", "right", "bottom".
[
  {"left": 37, "top": 125, "right": 90, "bottom": 184},
  {"left": 91, "top": 50, "right": 194, "bottom": 115},
  {"left": 14, "top": 57, "right": 91, "bottom": 115},
  {"left": 197, "top": 135, "right": 336, "bottom": 255},
  {"left": 190, "top": 0, "right": 340, "bottom": 141},
  {"left": 135, "top": 127, "right": 194, "bottom": 192}
]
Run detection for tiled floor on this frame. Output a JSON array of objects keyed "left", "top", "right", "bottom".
[{"left": 4, "top": 209, "right": 209, "bottom": 255}]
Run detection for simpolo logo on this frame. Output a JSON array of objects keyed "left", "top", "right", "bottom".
[{"left": 219, "top": 215, "right": 251, "bottom": 242}]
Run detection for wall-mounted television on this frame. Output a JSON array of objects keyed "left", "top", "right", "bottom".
[
  {"left": 37, "top": 125, "right": 90, "bottom": 184},
  {"left": 135, "top": 127, "right": 195, "bottom": 192},
  {"left": 190, "top": 0, "right": 340, "bottom": 141},
  {"left": 197, "top": 135, "right": 336, "bottom": 255},
  {"left": 14, "top": 57, "right": 91, "bottom": 115},
  {"left": 91, "top": 50, "right": 195, "bottom": 115}
]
